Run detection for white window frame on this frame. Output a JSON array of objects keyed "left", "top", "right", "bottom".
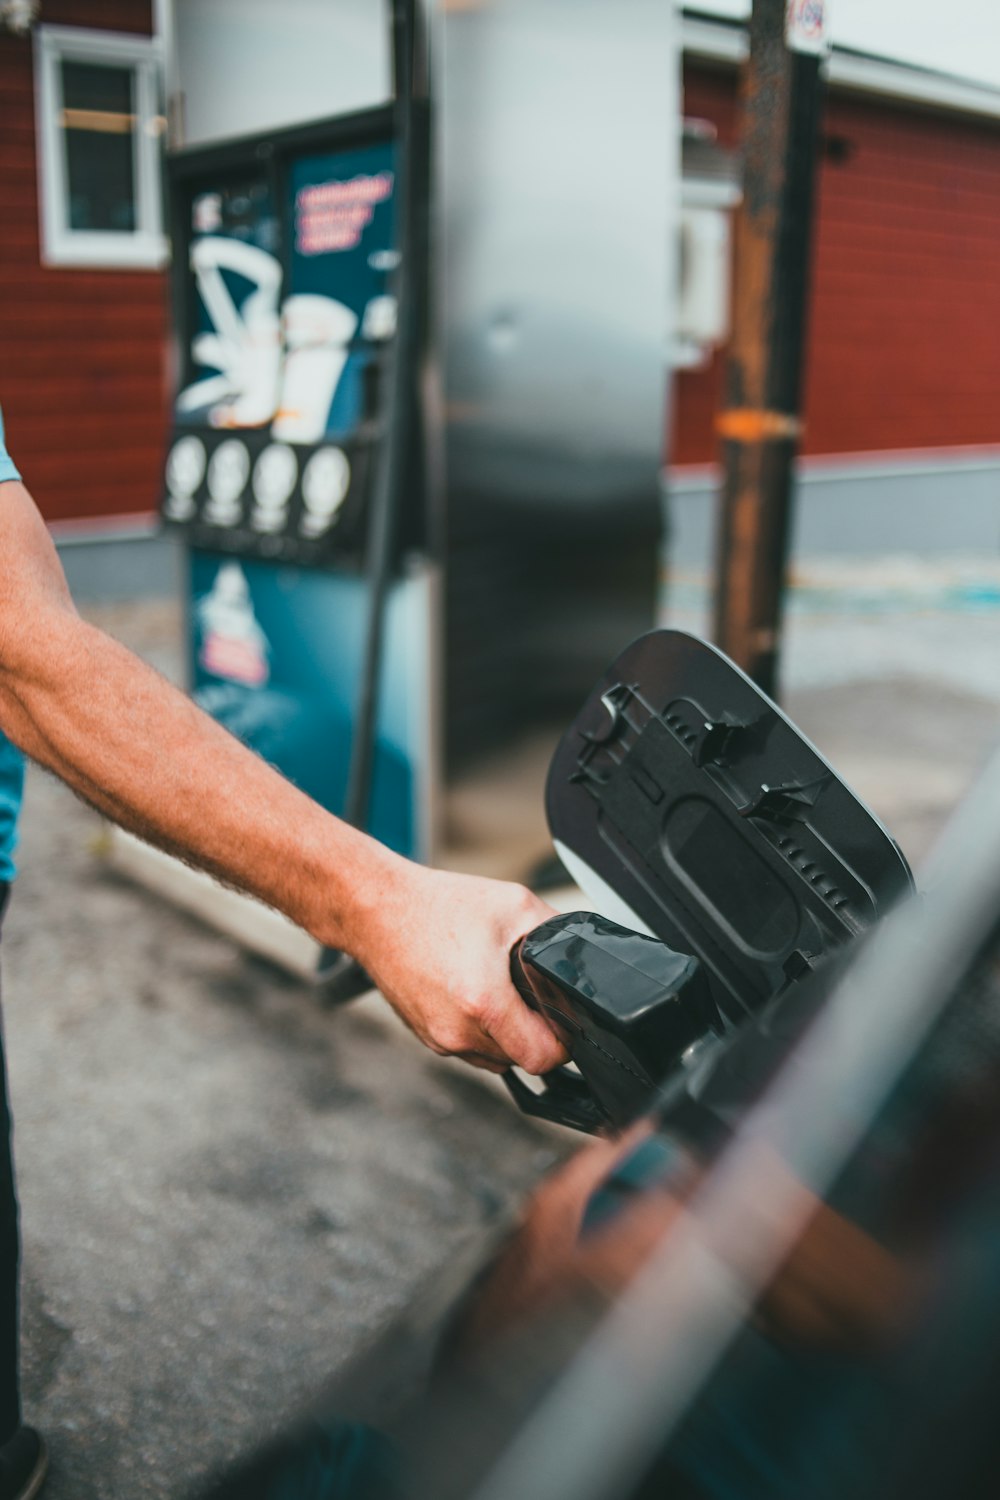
[{"left": 34, "top": 24, "right": 168, "bottom": 270}]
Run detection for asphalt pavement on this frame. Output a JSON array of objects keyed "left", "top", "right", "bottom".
[{"left": 4, "top": 578, "right": 1000, "bottom": 1497}]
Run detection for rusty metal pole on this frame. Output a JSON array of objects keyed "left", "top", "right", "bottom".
[{"left": 712, "top": 0, "right": 827, "bottom": 697}]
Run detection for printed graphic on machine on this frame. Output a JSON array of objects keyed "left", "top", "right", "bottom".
[
  {"left": 162, "top": 140, "right": 399, "bottom": 567},
  {"left": 189, "top": 552, "right": 430, "bottom": 859}
]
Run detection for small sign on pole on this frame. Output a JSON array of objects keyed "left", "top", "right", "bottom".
[{"left": 785, "top": 0, "right": 829, "bottom": 56}]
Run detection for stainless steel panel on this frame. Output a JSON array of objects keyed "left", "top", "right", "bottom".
[
  {"left": 437, "top": 0, "right": 679, "bottom": 500},
  {"left": 170, "top": 0, "right": 390, "bottom": 148},
  {"left": 435, "top": 0, "right": 680, "bottom": 763}
]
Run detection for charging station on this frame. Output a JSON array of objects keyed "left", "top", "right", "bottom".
[
  {"left": 117, "top": 0, "right": 681, "bottom": 974},
  {"left": 161, "top": 86, "right": 434, "bottom": 866}
]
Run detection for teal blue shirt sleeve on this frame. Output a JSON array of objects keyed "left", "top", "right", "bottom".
[
  {"left": 0, "top": 406, "right": 26, "bottom": 881},
  {"left": 0, "top": 408, "right": 21, "bottom": 484},
  {"left": 0, "top": 739, "right": 24, "bottom": 884}
]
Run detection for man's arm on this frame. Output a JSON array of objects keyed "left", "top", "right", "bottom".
[{"left": 0, "top": 478, "right": 567, "bottom": 1074}]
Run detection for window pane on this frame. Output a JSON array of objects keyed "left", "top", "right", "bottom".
[{"left": 60, "top": 60, "right": 137, "bottom": 233}]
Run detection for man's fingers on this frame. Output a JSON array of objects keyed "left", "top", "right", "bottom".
[
  {"left": 459, "top": 1051, "right": 510, "bottom": 1075},
  {"left": 483, "top": 994, "right": 569, "bottom": 1076}
]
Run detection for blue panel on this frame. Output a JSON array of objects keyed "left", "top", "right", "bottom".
[{"left": 188, "top": 551, "right": 426, "bottom": 859}]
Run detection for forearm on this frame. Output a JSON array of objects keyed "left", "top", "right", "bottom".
[
  {"left": 0, "top": 601, "right": 395, "bottom": 950},
  {"left": 0, "top": 476, "right": 567, "bottom": 1072}
]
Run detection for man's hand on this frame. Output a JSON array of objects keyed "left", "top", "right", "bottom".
[{"left": 349, "top": 862, "right": 570, "bottom": 1074}]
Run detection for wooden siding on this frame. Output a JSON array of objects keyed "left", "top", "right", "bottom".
[
  {"left": 0, "top": 0, "right": 169, "bottom": 525},
  {"left": 4, "top": 26, "right": 999, "bottom": 523},
  {"left": 675, "top": 64, "right": 1000, "bottom": 466}
]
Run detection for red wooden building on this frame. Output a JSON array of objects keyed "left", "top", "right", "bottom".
[
  {"left": 676, "top": 42, "right": 1000, "bottom": 468},
  {"left": 0, "top": 0, "right": 168, "bottom": 529},
  {"left": 2, "top": 5, "right": 999, "bottom": 560}
]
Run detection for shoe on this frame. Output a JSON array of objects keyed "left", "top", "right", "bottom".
[{"left": 0, "top": 1427, "right": 47, "bottom": 1500}]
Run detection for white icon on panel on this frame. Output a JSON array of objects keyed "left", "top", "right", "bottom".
[
  {"left": 250, "top": 443, "right": 298, "bottom": 533},
  {"left": 197, "top": 562, "right": 270, "bottom": 687},
  {"left": 361, "top": 294, "right": 397, "bottom": 342},
  {"left": 368, "top": 249, "right": 400, "bottom": 272},
  {"left": 176, "top": 238, "right": 283, "bottom": 429},
  {"left": 163, "top": 435, "right": 206, "bottom": 520},
  {"left": 300, "top": 447, "right": 351, "bottom": 537},
  {"left": 273, "top": 295, "right": 358, "bottom": 445},
  {"left": 204, "top": 439, "right": 250, "bottom": 526},
  {"left": 192, "top": 192, "right": 222, "bottom": 234}
]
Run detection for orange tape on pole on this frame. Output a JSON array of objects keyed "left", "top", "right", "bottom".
[{"left": 715, "top": 408, "right": 803, "bottom": 442}]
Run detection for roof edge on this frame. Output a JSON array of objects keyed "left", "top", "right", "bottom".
[{"left": 682, "top": 11, "right": 1000, "bottom": 123}]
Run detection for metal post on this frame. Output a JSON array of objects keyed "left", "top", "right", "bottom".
[
  {"left": 316, "top": 0, "right": 429, "bottom": 991},
  {"left": 712, "top": 0, "right": 826, "bottom": 697}
]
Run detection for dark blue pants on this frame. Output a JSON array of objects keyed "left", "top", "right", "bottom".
[{"left": 0, "top": 884, "right": 22, "bottom": 1443}]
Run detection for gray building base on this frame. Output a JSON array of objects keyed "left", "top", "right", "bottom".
[
  {"left": 53, "top": 524, "right": 184, "bottom": 604},
  {"left": 51, "top": 450, "right": 1000, "bottom": 608},
  {"left": 667, "top": 451, "right": 1000, "bottom": 576}
]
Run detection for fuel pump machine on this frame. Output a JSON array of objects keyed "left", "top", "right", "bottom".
[
  {"left": 137, "top": 0, "right": 680, "bottom": 973},
  {"left": 162, "top": 97, "right": 430, "bottom": 864}
]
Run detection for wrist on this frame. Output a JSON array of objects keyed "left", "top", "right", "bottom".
[{"left": 298, "top": 816, "right": 412, "bottom": 956}]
